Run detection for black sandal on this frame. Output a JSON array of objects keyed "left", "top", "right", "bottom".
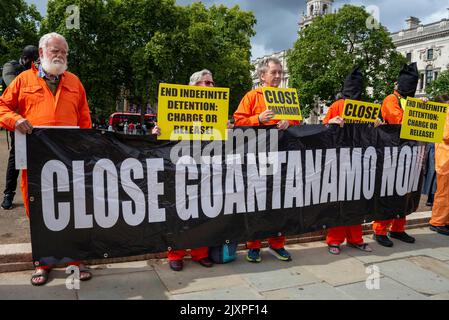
[
  {"left": 79, "top": 265, "right": 92, "bottom": 281},
  {"left": 328, "top": 244, "right": 341, "bottom": 255},
  {"left": 30, "top": 268, "right": 50, "bottom": 286}
]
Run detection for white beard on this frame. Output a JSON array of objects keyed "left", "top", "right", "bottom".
[{"left": 41, "top": 57, "right": 67, "bottom": 76}]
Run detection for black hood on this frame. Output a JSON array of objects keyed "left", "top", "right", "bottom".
[
  {"left": 342, "top": 67, "right": 363, "bottom": 100},
  {"left": 397, "top": 63, "right": 419, "bottom": 98}
]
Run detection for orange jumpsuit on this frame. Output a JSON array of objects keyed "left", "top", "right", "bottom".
[
  {"left": 323, "top": 99, "right": 365, "bottom": 245},
  {"left": 0, "top": 66, "right": 92, "bottom": 217},
  {"left": 430, "top": 110, "right": 449, "bottom": 226},
  {"left": 234, "top": 87, "right": 300, "bottom": 249},
  {"left": 372, "top": 91, "right": 407, "bottom": 235},
  {"left": 0, "top": 66, "right": 91, "bottom": 269}
]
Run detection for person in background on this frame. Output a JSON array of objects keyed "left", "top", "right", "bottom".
[{"left": 1, "top": 45, "right": 39, "bottom": 210}]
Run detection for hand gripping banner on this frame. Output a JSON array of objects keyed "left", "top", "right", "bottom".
[{"left": 26, "top": 125, "right": 425, "bottom": 265}]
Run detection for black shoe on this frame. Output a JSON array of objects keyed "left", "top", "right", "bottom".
[
  {"left": 197, "top": 257, "right": 213, "bottom": 268},
  {"left": 169, "top": 260, "right": 183, "bottom": 271},
  {"left": 1, "top": 194, "right": 13, "bottom": 210},
  {"left": 388, "top": 231, "right": 415, "bottom": 243},
  {"left": 430, "top": 225, "right": 449, "bottom": 236},
  {"left": 373, "top": 234, "right": 393, "bottom": 247}
]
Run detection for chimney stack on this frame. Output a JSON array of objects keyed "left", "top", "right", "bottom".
[{"left": 406, "top": 16, "right": 421, "bottom": 30}]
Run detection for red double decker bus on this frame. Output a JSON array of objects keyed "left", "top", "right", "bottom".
[{"left": 108, "top": 112, "right": 157, "bottom": 132}]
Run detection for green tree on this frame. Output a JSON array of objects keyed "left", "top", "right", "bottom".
[
  {"left": 288, "top": 5, "right": 406, "bottom": 116},
  {"left": 426, "top": 70, "right": 449, "bottom": 98},
  {"left": 0, "top": 0, "right": 42, "bottom": 64},
  {"left": 41, "top": 0, "right": 255, "bottom": 119}
]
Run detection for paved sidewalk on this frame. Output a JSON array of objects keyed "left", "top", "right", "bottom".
[{"left": 0, "top": 227, "right": 448, "bottom": 300}]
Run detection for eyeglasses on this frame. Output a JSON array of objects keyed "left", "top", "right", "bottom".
[{"left": 196, "top": 80, "right": 215, "bottom": 86}]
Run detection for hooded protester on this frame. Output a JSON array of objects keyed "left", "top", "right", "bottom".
[
  {"left": 372, "top": 62, "right": 419, "bottom": 247},
  {"left": 1, "top": 45, "right": 39, "bottom": 211},
  {"left": 322, "top": 67, "right": 373, "bottom": 255}
]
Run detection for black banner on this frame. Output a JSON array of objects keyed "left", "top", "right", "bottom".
[{"left": 27, "top": 125, "right": 425, "bottom": 264}]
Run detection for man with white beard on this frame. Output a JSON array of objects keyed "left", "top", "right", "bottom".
[{"left": 0, "top": 32, "right": 92, "bottom": 286}]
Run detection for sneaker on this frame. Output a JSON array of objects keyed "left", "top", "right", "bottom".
[
  {"left": 246, "top": 249, "right": 261, "bottom": 263},
  {"left": 373, "top": 234, "right": 393, "bottom": 247},
  {"left": 388, "top": 231, "right": 415, "bottom": 243},
  {"left": 430, "top": 225, "right": 449, "bottom": 236},
  {"left": 169, "top": 260, "right": 183, "bottom": 271},
  {"left": 1, "top": 194, "right": 13, "bottom": 210},
  {"left": 269, "top": 247, "right": 292, "bottom": 261}
]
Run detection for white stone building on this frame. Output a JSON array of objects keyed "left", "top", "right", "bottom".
[
  {"left": 251, "top": 1, "right": 449, "bottom": 99},
  {"left": 391, "top": 16, "right": 449, "bottom": 97}
]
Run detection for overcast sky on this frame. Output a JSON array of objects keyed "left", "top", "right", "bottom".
[{"left": 27, "top": 0, "right": 449, "bottom": 59}]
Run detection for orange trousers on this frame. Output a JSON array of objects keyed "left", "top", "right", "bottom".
[
  {"left": 247, "top": 236, "right": 285, "bottom": 250},
  {"left": 326, "top": 225, "right": 363, "bottom": 246},
  {"left": 167, "top": 247, "right": 209, "bottom": 261},
  {"left": 372, "top": 218, "right": 406, "bottom": 235},
  {"left": 430, "top": 173, "right": 449, "bottom": 226}
]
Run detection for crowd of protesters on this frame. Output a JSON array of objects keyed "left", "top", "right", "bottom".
[{"left": 0, "top": 33, "right": 448, "bottom": 286}]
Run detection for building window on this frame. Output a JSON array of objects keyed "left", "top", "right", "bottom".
[
  {"left": 426, "top": 68, "right": 433, "bottom": 85},
  {"left": 434, "top": 71, "right": 438, "bottom": 81},
  {"left": 419, "top": 73, "right": 424, "bottom": 90},
  {"left": 323, "top": 4, "right": 328, "bottom": 14},
  {"left": 310, "top": 5, "right": 314, "bottom": 16},
  {"left": 406, "top": 52, "right": 412, "bottom": 63},
  {"left": 427, "top": 49, "right": 434, "bottom": 60}
]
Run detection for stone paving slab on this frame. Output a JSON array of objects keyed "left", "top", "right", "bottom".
[
  {"left": 238, "top": 265, "right": 320, "bottom": 292},
  {"left": 337, "top": 277, "right": 427, "bottom": 300},
  {"left": 89, "top": 260, "right": 154, "bottom": 277},
  {"left": 377, "top": 259, "right": 449, "bottom": 295},
  {"left": 344, "top": 229, "right": 449, "bottom": 264},
  {"left": 0, "top": 270, "right": 77, "bottom": 300},
  {"left": 261, "top": 282, "right": 353, "bottom": 300},
  {"left": 77, "top": 270, "right": 169, "bottom": 300},
  {"left": 171, "top": 285, "right": 264, "bottom": 300},
  {"left": 409, "top": 256, "right": 449, "bottom": 279},
  {"left": 290, "top": 242, "right": 370, "bottom": 286},
  {"left": 152, "top": 258, "right": 249, "bottom": 295}
]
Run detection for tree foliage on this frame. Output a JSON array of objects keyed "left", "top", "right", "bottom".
[
  {"left": 288, "top": 5, "right": 407, "bottom": 116},
  {"left": 426, "top": 70, "right": 449, "bottom": 99},
  {"left": 40, "top": 0, "right": 255, "bottom": 118},
  {"left": 0, "top": 0, "right": 42, "bottom": 64}
]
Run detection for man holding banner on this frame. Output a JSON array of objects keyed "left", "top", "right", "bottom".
[
  {"left": 165, "top": 69, "right": 215, "bottom": 272},
  {"left": 372, "top": 63, "right": 419, "bottom": 247},
  {"left": 322, "top": 67, "right": 373, "bottom": 255},
  {"left": 0, "top": 32, "right": 92, "bottom": 285},
  {"left": 233, "top": 57, "right": 300, "bottom": 263}
]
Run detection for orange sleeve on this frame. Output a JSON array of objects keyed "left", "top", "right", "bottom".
[
  {"left": 323, "top": 100, "right": 344, "bottom": 124},
  {"left": 233, "top": 91, "right": 260, "bottom": 126},
  {"left": 381, "top": 94, "right": 403, "bottom": 125},
  {"left": 0, "top": 77, "right": 25, "bottom": 131},
  {"left": 76, "top": 81, "right": 92, "bottom": 129}
]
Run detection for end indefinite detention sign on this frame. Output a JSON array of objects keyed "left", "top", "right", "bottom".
[
  {"left": 262, "top": 87, "right": 302, "bottom": 121},
  {"left": 157, "top": 83, "right": 229, "bottom": 141},
  {"left": 400, "top": 97, "right": 449, "bottom": 143}
]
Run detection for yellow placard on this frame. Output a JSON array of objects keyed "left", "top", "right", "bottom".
[
  {"left": 400, "top": 97, "right": 448, "bottom": 143},
  {"left": 157, "top": 83, "right": 229, "bottom": 141},
  {"left": 342, "top": 99, "right": 381, "bottom": 123},
  {"left": 262, "top": 87, "right": 302, "bottom": 121}
]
